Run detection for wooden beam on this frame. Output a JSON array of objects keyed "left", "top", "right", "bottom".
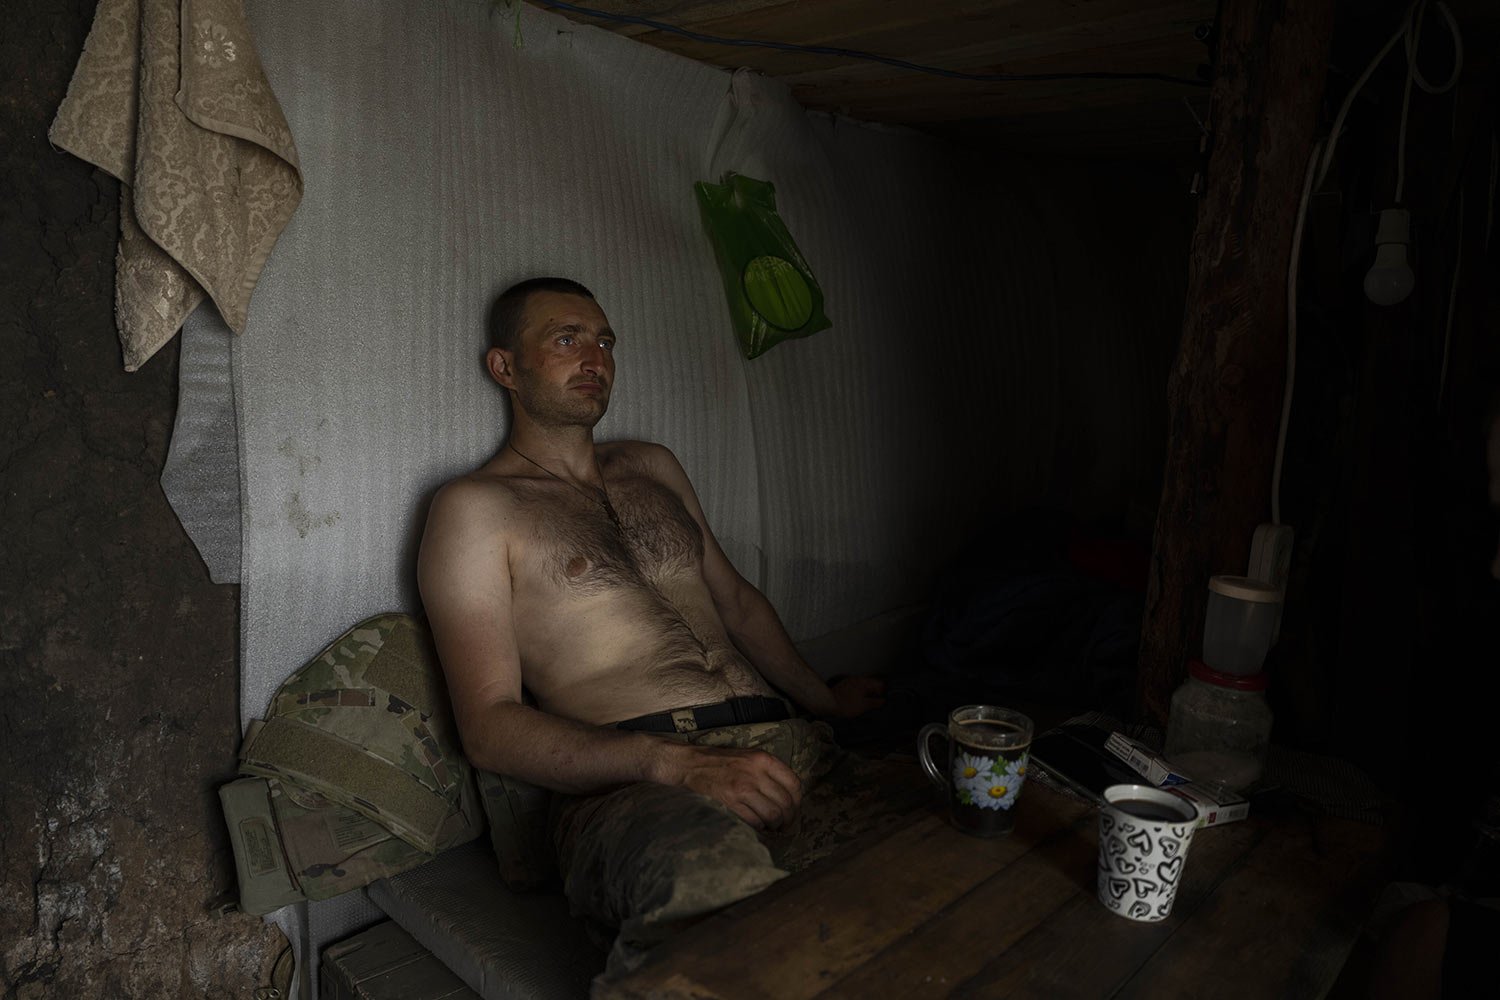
[
  {"left": 1136, "top": 0, "right": 1335, "bottom": 725},
  {"left": 548, "top": 0, "right": 1213, "bottom": 95},
  {"left": 789, "top": 78, "right": 1201, "bottom": 126}
]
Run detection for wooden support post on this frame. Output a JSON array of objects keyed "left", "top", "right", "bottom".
[{"left": 1137, "top": 0, "right": 1337, "bottom": 725}]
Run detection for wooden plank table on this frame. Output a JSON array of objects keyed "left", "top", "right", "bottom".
[{"left": 600, "top": 780, "right": 1387, "bottom": 999}]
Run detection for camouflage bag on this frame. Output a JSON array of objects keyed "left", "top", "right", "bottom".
[
  {"left": 223, "top": 613, "right": 484, "bottom": 913},
  {"left": 222, "top": 770, "right": 484, "bottom": 914},
  {"left": 219, "top": 777, "right": 306, "bottom": 915},
  {"left": 238, "top": 613, "right": 477, "bottom": 853}
]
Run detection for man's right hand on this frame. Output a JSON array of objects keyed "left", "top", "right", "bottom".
[{"left": 655, "top": 742, "right": 803, "bottom": 830}]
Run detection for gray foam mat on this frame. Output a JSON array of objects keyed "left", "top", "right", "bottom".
[
  {"left": 165, "top": 2, "right": 1185, "bottom": 992},
  {"left": 366, "top": 842, "right": 602, "bottom": 1000}
]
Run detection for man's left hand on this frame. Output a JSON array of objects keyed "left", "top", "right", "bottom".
[{"left": 827, "top": 675, "right": 886, "bottom": 718}]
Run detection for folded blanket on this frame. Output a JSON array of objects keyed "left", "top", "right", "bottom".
[{"left": 51, "top": 0, "right": 301, "bottom": 370}]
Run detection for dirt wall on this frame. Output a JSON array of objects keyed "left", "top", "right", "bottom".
[{"left": 1, "top": 2, "right": 283, "bottom": 996}]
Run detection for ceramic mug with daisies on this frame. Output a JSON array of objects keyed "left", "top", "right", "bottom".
[{"left": 918, "top": 705, "right": 1034, "bottom": 836}]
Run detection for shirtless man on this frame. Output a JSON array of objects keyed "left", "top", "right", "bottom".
[{"left": 417, "top": 277, "right": 886, "bottom": 976}]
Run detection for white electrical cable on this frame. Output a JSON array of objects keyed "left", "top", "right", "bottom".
[
  {"left": 1315, "top": 7, "right": 1409, "bottom": 188},
  {"left": 1487, "top": 134, "right": 1497, "bottom": 252},
  {"left": 1274, "top": 0, "right": 1464, "bottom": 523},
  {"left": 1437, "top": 187, "right": 1463, "bottom": 410},
  {"left": 1395, "top": 2, "right": 1465, "bottom": 202},
  {"left": 1409, "top": 1, "right": 1464, "bottom": 94},
  {"left": 1274, "top": 139, "right": 1324, "bottom": 526},
  {"left": 1436, "top": 92, "right": 1468, "bottom": 410},
  {"left": 1314, "top": 0, "right": 1463, "bottom": 191},
  {"left": 1280, "top": 0, "right": 1412, "bottom": 523},
  {"left": 1394, "top": 4, "right": 1424, "bottom": 203}
]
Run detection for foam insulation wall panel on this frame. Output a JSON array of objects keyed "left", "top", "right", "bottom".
[{"left": 161, "top": 0, "right": 1175, "bottom": 991}]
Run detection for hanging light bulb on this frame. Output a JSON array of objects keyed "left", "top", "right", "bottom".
[{"left": 1363, "top": 207, "right": 1416, "bottom": 306}]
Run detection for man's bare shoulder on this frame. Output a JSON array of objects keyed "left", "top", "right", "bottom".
[
  {"left": 599, "top": 440, "right": 686, "bottom": 480},
  {"left": 427, "top": 470, "right": 529, "bottom": 534},
  {"left": 417, "top": 472, "right": 528, "bottom": 602}
]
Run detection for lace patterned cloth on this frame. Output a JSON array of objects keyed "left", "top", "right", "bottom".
[{"left": 51, "top": 0, "right": 301, "bottom": 370}]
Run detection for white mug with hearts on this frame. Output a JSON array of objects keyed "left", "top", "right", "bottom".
[{"left": 1097, "top": 784, "right": 1200, "bottom": 922}]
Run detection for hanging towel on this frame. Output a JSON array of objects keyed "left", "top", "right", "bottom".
[{"left": 50, "top": 0, "right": 302, "bottom": 371}]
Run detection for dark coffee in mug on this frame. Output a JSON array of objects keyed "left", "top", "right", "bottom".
[
  {"left": 919, "top": 706, "right": 1036, "bottom": 837},
  {"left": 1110, "top": 797, "right": 1194, "bottom": 823},
  {"left": 948, "top": 717, "right": 1032, "bottom": 835}
]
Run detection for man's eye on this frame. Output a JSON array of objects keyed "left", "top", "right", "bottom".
[
  {"left": 557, "top": 335, "right": 574, "bottom": 346},
  {"left": 600, "top": 340, "right": 615, "bottom": 352}
]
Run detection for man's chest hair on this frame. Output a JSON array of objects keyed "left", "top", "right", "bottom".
[{"left": 517, "top": 475, "right": 705, "bottom": 594}]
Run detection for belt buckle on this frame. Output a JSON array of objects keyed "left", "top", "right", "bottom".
[{"left": 671, "top": 709, "right": 698, "bottom": 733}]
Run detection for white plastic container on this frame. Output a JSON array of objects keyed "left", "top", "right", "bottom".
[
  {"left": 1165, "top": 660, "right": 1273, "bottom": 795},
  {"left": 1202, "top": 575, "right": 1283, "bottom": 675}
]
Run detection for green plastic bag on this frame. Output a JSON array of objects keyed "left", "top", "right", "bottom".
[{"left": 694, "top": 173, "right": 831, "bottom": 359}]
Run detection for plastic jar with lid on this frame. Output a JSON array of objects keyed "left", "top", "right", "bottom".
[
  {"left": 1203, "top": 575, "right": 1283, "bottom": 675},
  {"left": 1164, "top": 660, "right": 1273, "bottom": 795}
]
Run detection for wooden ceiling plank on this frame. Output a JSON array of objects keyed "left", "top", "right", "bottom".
[
  {"left": 777, "top": 44, "right": 1203, "bottom": 123},
  {"left": 786, "top": 32, "right": 1206, "bottom": 91},
  {"left": 533, "top": 0, "right": 1222, "bottom": 161},
  {"left": 772, "top": 13, "right": 1210, "bottom": 83},
  {"left": 550, "top": 0, "right": 1214, "bottom": 77},
  {"left": 792, "top": 78, "right": 1199, "bottom": 124},
  {"left": 669, "top": 0, "right": 1211, "bottom": 60},
  {"left": 538, "top": 0, "right": 800, "bottom": 39},
  {"left": 613, "top": 0, "right": 1207, "bottom": 44},
  {"left": 588, "top": 27, "right": 1206, "bottom": 88},
  {"left": 777, "top": 32, "right": 1207, "bottom": 93},
  {"left": 593, "top": 8, "right": 1211, "bottom": 84}
]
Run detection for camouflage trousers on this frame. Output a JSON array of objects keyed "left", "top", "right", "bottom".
[{"left": 549, "top": 718, "right": 929, "bottom": 988}]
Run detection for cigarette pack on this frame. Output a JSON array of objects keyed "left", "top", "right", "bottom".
[
  {"left": 1103, "top": 732, "right": 1191, "bottom": 787},
  {"left": 1103, "top": 731, "right": 1250, "bottom": 828},
  {"left": 1165, "top": 783, "right": 1250, "bottom": 829}
]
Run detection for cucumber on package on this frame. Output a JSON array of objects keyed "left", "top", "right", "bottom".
[{"left": 694, "top": 173, "right": 831, "bottom": 359}]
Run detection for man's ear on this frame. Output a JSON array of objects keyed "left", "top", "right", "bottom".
[{"left": 486, "top": 347, "right": 516, "bottom": 390}]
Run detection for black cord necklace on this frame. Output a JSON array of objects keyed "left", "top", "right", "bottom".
[{"left": 508, "top": 443, "right": 622, "bottom": 530}]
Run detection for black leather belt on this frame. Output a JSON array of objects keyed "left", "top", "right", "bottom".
[{"left": 614, "top": 696, "right": 790, "bottom": 734}]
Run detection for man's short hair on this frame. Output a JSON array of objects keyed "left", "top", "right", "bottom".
[{"left": 489, "top": 277, "right": 596, "bottom": 352}]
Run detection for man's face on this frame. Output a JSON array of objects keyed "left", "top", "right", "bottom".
[{"left": 495, "top": 291, "right": 616, "bottom": 429}]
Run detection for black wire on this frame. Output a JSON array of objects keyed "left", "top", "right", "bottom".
[{"left": 535, "top": 0, "right": 1210, "bottom": 88}]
